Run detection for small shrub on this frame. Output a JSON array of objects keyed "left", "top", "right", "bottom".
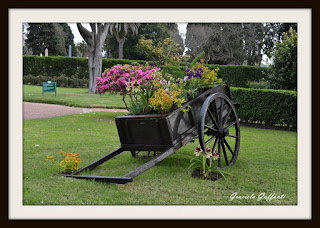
[{"left": 46, "top": 149, "right": 81, "bottom": 174}]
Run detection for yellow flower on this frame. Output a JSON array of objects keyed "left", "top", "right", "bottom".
[
  {"left": 59, "top": 149, "right": 66, "bottom": 156},
  {"left": 45, "top": 155, "right": 54, "bottom": 162}
]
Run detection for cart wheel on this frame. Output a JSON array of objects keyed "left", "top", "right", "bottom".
[{"left": 199, "top": 93, "right": 240, "bottom": 169}]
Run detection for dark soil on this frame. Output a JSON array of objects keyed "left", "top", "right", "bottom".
[{"left": 191, "top": 169, "right": 223, "bottom": 181}]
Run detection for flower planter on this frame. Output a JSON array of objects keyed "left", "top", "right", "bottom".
[{"left": 115, "top": 84, "right": 232, "bottom": 152}]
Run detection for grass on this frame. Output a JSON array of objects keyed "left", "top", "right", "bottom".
[
  {"left": 23, "top": 111, "right": 297, "bottom": 205},
  {"left": 23, "top": 85, "right": 126, "bottom": 109}
]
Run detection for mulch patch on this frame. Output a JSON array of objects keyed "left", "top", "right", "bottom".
[{"left": 191, "top": 169, "right": 223, "bottom": 181}]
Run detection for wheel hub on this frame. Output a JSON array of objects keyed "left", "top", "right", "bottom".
[{"left": 218, "top": 127, "right": 228, "bottom": 138}]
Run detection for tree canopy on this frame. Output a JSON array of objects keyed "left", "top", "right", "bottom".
[
  {"left": 185, "top": 23, "right": 297, "bottom": 66},
  {"left": 25, "top": 23, "right": 76, "bottom": 56},
  {"left": 268, "top": 28, "right": 297, "bottom": 90},
  {"left": 104, "top": 23, "right": 183, "bottom": 60}
]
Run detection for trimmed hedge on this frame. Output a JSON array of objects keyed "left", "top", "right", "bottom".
[
  {"left": 23, "top": 55, "right": 149, "bottom": 79},
  {"left": 23, "top": 55, "right": 89, "bottom": 78},
  {"left": 206, "top": 64, "right": 268, "bottom": 88},
  {"left": 23, "top": 56, "right": 268, "bottom": 88},
  {"left": 23, "top": 75, "right": 89, "bottom": 88},
  {"left": 231, "top": 87, "right": 297, "bottom": 130}
]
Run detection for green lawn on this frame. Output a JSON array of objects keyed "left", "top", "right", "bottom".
[
  {"left": 23, "top": 111, "right": 297, "bottom": 205},
  {"left": 23, "top": 85, "right": 126, "bottom": 109}
]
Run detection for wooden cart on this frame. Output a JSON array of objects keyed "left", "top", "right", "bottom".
[{"left": 64, "top": 83, "right": 240, "bottom": 184}]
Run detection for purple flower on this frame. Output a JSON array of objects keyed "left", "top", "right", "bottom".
[
  {"left": 195, "top": 72, "right": 202, "bottom": 78},
  {"left": 187, "top": 71, "right": 194, "bottom": 79}
]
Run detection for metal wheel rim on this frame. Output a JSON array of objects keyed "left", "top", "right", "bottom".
[{"left": 198, "top": 92, "right": 240, "bottom": 169}]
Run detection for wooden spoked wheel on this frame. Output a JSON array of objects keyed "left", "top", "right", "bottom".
[{"left": 199, "top": 93, "right": 240, "bottom": 169}]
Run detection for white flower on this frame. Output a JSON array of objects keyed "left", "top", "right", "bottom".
[
  {"left": 212, "top": 149, "right": 220, "bottom": 160},
  {"left": 205, "top": 152, "right": 212, "bottom": 158},
  {"left": 194, "top": 145, "right": 203, "bottom": 156}
]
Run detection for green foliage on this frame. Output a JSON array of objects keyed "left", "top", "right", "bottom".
[
  {"left": 23, "top": 55, "right": 269, "bottom": 89},
  {"left": 231, "top": 87, "right": 297, "bottom": 130},
  {"left": 205, "top": 64, "right": 268, "bottom": 88},
  {"left": 105, "top": 23, "right": 171, "bottom": 60},
  {"left": 23, "top": 55, "right": 89, "bottom": 78},
  {"left": 189, "top": 51, "right": 205, "bottom": 67},
  {"left": 160, "top": 58, "right": 186, "bottom": 79},
  {"left": 23, "top": 55, "right": 150, "bottom": 80},
  {"left": 23, "top": 75, "right": 89, "bottom": 88},
  {"left": 268, "top": 28, "right": 297, "bottom": 90},
  {"left": 75, "top": 40, "right": 88, "bottom": 57},
  {"left": 263, "top": 23, "right": 297, "bottom": 59},
  {"left": 25, "top": 23, "right": 76, "bottom": 56},
  {"left": 137, "top": 37, "right": 189, "bottom": 78},
  {"left": 102, "top": 58, "right": 149, "bottom": 69}
]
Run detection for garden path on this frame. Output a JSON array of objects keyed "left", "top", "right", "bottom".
[{"left": 23, "top": 102, "right": 127, "bottom": 120}]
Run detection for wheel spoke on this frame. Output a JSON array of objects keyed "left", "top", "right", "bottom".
[
  {"left": 219, "top": 98, "right": 224, "bottom": 126},
  {"left": 226, "top": 134, "right": 238, "bottom": 139},
  {"left": 205, "top": 134, "right": 217, "bottom": 145},
  {"left": 221, "top": 140, "right": 229, "bottom": 165},
  {"left": 218, "top": 139, "right": 221, "bottom": 168},
  {"left": 205, "top": 125, "right": 217, "bottom": 132},
  {"left": 222, "top": 107, "right": 232, "bottom": 127},
  {"left": 207, "top": 109, "right": 219, "bottom": 128},
  {"left": 211, "top": 137, "right": 219, "bottom": 152},
  {"left": 223, "top": 138, "right": 234, "bottom": 156},
  {"left": 211, "top": 100, "right": 220, "bottom": 127},
  {"left": 225, "top": 121, "right": 237, "bottom": 130}
]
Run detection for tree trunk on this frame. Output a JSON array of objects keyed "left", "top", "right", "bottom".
[
  {"left": 77, "top": 23, "right": 109, "bottom": 94},
  {"left": 118, "top": 37, "right": 125, "bottom": 59},
  {"left": 87, "top": 38, "right": 103, "bottom": 93},
  {"left": 87, "top": 52, "right": 102, "bottom": 93}
]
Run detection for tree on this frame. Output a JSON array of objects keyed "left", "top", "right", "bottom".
[
  {"left": 75, "top": 40, "right": 88, "bottom": 57},
  {"left": 77, "top": 23, "right": 109, "bottom": 93},
  {"left": 268, "top": 28, "right": 297, "bottom": 90},
  {"left": 137, "top": 37, "right": 189, "bottom": 78},
  {"left": 106, "top": 23, "right": 139, "bottom": 59},
  {"left": 25, "top": 23, "right": 75, "bottom": 56},
  {"left": 167, "top": 23, "right": 184, "bottom": 54},
  {"left": 23, "top": 23, "right": 33, "bottom": 55},
  {"left": 104, "top": 23, "right": 181, "bottom": 60},
  {"left": 242, "top": 23, "right": 265, "bottom": 65},
  {"left": 185, "top": 23, "right": 290, "bottom": 66},
  {"left": 59, "top": 23, "right": 77, "bottom": 56},
  {"left": 262, "top": 23, "right": 297, "bottom": 59},
  {"left": 189, "top": 23, "right": 248, "bottom": 65}
]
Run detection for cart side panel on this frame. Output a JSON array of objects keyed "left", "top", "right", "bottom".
[
  {"left": 115, "top": 116, "right": 173, "bottom": 149},
  {"left": 167, "top": 85, "right": 230, "bottom": 145},
  {"left": 167, "top": 98, "right": 203, "bottom": 146}
]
